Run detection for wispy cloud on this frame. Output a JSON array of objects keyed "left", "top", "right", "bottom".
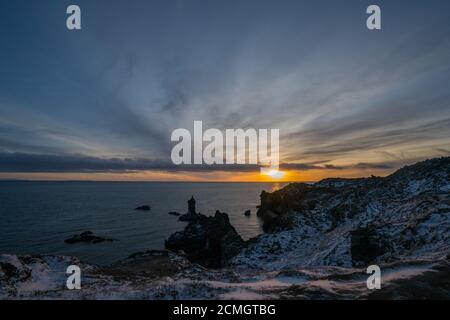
[{"left": 0, "top": 152, "right": 397, "bottom": 173}]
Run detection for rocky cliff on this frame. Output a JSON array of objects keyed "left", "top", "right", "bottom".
[{"left": 238, "top": 157, "right": 450, "bottom": 269}]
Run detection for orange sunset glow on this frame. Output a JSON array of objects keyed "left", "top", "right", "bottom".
[{"left": 0, "top": 166, "right": 394, "bottom": 182}]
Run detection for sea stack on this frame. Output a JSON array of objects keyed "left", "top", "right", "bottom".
[
  {"left": 179, "top": 196, "right": 200, "bottom": 221},
  {"left": 188, "top": 196, "right": 196, "bottom": 215},
  {"left": 166, "top": 210, "right": 244, "bottom": 268}
]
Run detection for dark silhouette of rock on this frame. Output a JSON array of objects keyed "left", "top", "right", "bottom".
[
  {"left": 64, "top": 231, "right": 116, "bottom": 244},
  {"left": 105, "top": 250, "right": 190, "bottom": 279},
  {"left": 135, "top": 205, "right": 151, "bottom": 211},
  {"left": 178, "top": 196, "right": 201, "bottom": 221},
  {"left": 168, "top": 211, "right": 181, "bottom": 216},
  {"left": 350, "top": 227, "right": 391, "bottom": 267},
  {"left": 188, "top": 196, "right": 196, "bottom": 214},
  {"left": 165, "top": 210, "right": 244, "bottom": 268},
  {"left": 256, "top": 185, "right": 310, "bottom": 233},
  {"left": 179, "top": 212, "right": 201, "bottom": 221},
  {"left": 244, "top": 210, "right": 251, "bottom": 216}
]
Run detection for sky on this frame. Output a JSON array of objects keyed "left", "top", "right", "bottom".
[{"left": 0, "top": 0, "right": 449, "bottom": 181}]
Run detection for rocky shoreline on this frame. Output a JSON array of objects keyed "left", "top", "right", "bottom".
[{"left": 1, "top": 157, "right": 449, "bottom": 299}]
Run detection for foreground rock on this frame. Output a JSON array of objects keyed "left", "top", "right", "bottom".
[
  {"left": 64, "top": 231, "right": 116, "bottom": 244},
  {"left": 165, "top": 211, "right": 244, "bottom": 268},
  {"left": 0, "top": 252, "right": 192, "bottom": 299},
  {"left": 102, "top": 250, "right": 191, "bottom": 280},
  {"left": 1, "top": 253, "right": 448, "bottom": 299}
]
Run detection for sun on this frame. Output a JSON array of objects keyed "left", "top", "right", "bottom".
[{"left": 265, "top": 170, "right": 286, "bottom": 180}]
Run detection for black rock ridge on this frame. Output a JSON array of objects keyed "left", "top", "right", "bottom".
[{"left": 165, "top": 210, "right": 244, "bottom": 268}]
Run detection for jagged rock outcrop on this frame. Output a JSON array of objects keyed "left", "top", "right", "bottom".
[
  {"left": 241, "top": 157, "right": 450, "bottom": 269},
  {"left": 165, "top": 211, "right": 244, "bottom": 268}
]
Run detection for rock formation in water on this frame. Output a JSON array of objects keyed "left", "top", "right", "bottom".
[
  {"left": 165, "top": 210, "right": 244, "bottom": 268},
  {"left": 64, "top": 231, "right": 117, "bottom": 244},
  {"left": 134, "top": 205, "right": 151, "bottom": 211},
  {"left": 178, "top": 196, "right": 201, "bottom": 221}
]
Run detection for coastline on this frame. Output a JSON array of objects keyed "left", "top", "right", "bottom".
[{"left": 1, "top": 157, "right": 449, "bottom": 299}]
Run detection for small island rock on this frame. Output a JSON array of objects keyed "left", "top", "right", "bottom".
[
  {"left": 135, "top": 205, "right": 151, "bottom": 211},
  {"left": 64, "top": 231, "right": 116, "bottom": 244}
]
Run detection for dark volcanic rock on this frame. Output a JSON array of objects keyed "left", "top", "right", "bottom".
[
  {"left": 244, "top": 210, "right": 251, "bottom": 216},
  {"left": 168, "top": 211, "right": 181, "bottom": 216},
  {"left": 135, "top": 205, "right": 151, "bottom": 211},
  {"left": 350, "top": 227, "right": 391, "bottom": 267},
  {"left": 64, "top": 231, "right": 116, "bottom": 244},
  {"left": 165, "top": 211, "right": 244, "bottom": 268},
  {"left": 178, "top": 212, "right": 201, "bottom": 221},
  {"left": 179, "top": 196, "right": 200, "bottom": 221},
  {"left": 256, "top": 184, "right": 315, "bottom": 233}
]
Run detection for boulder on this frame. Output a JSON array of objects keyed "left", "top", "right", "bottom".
[{"left": 165, "top": 211, "right": 244, "bottom": 268}]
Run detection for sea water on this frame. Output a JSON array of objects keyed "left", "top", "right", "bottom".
[{"left": 0, "top": 181, "right": 286, "bottom": 265}]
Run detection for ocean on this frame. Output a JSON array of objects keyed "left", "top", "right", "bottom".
[{"left": 0, "top": 181, "right": 286, "bottom": 265}]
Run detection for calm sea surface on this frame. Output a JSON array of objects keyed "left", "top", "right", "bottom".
[{"left": 0, "top": 181, "right": 286, "bottom": 265}]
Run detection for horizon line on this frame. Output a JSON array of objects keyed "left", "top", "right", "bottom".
[{"left": 0, "top": 179, "right": 305, "bottom": 183}]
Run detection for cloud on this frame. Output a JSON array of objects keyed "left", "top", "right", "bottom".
[
  {"left": 0, "top": 152, "right": 396, "bottom": 173},
  {"left": 283, "top": 118, "right": 450, "bottom": 161}
]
